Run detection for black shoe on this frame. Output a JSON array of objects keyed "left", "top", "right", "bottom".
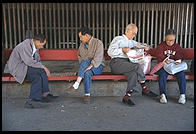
[
  {"left": 41, "top": 96, "right": 51, "bottom": 103},
  {"left": 122, "top": 98, "right": 135, "bottom": 106},
  {"left": 142, "top": 91, "right": 158, "bottom": 97},
  {"left": 24, "top": 100, "right": 34, "bottom": 108},
  {"left": 47, "top": 93, "right": 59, "bottom": 99}
]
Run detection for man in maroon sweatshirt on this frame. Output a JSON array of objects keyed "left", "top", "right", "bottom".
[{"left": 155, "top": 29, "right": 186, "bottom": 104}]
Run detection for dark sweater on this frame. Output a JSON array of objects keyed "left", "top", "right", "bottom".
[{"left": 155, "top": 41, "right": 184, "bottom": 63}]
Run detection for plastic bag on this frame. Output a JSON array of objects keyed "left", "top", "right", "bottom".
[
  {"left": 127, "top": 49, "right": 145, "bottom": 64},
  {"left": 140, "top": 54, "right": 152, "bottom": 74},
  {"left": 163, "top": 59, "right": 188, "bottom": 75},
  {"left": 127, "top": 49, "right": 152, "bottom": 74}
]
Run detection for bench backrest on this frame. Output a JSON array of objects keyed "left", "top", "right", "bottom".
[{"left": 5, "top": 48, "right": 194, "bottom": 61}]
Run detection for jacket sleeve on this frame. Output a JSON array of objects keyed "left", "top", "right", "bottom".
[
  {"left": 20, "top": 46, "right": 44, "bottom": 68},
  {"left": 91, "top": 41, "right": 104, "bottom": 68}
]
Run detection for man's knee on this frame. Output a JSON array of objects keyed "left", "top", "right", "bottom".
[{"left": 84, "top": 70, "right": 93, "bottom": 78}]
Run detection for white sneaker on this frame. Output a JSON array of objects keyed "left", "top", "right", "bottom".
[
  {"left": 178, "top": 94, "right": 186, "bottom": 104},
  {"left": 160, "top": 94, "right": 167, "bottom": 104}
]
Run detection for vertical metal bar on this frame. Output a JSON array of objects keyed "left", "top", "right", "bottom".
[
  {"left": 129, "top": 3, "right": 132, "bottom": 23},
  {"left": 66, "top": 3, "right": 69, "bottom": 48},
  {"left": 79, "top": 3, "right": 82, "bottom": 28},
  {"left": 117, "top": 3, "right": 120, "bottom": 36},
  {"left": 104, "top": 3, "right": 108, "bottom": 49},
  {"left": 21, "top": 3, "right": 25, "bottom": 40},
  {"left": 17, "top": 3, "right": 21, "bottom": 43},
  {"left": 62, "top": 3, "right": 65, "bottom": 49},
  {"left": 138, "top": 3, "right": 141, "bottom": 42},
  {"left": 87, "top": 3, "right": 90, "bottom": 28},
  {"left": 163, "top": 3, "right": 167, "bottom": 41},
  {"left": 150, "top": 3, "right": 154, "bottom": 46},
  {"left": 31, "top": 3, "right": 34, "bottom": 35},
  {"left": 53, "top": 3, "right": 57, "bottom": 49},
  {"left": 3, "top": 4, "right": 8, "bottom": 48},
  {"left": 125, "top": 3, "right": 128, "bottom": 29},
  {"left": 100, "top": 3, "right": 103, "bottom": 43},
  {"left": 188, "top": 3, "right": 193, "bottom": 48},
  {"left": 44, "top": 3, "right": 48, "bottom": 48},
  {"left": 154, "top": 3, "right": 158, "bottom": 48},
  {"left": 83, "top": 3, "right": 86, "bottom": 26},
  {"left": 96, "top": 4, "right": 99, "bottom": 39},
  {"left": 57, "top": 3, "right": 61, "bottom": 48},
  {"left": 184, "top": 3, "right": 189, "bottom": 48},
  {"left": 49, "top": 3, "right": 52, "bottom": 49},
  {"left": 109, "top": 3, "right": 112, "bottom": 43},
  {"left": 40, "top": 3, "right": 43, "bottom": 34},
  {"left": 180, "top": 3, "right": 184, "bottom": 47},
  {"left": 8, "top": 3, "right": 13, "bottom": 48},
  {"left": 13, "top": 3, "right": 17, "bottom": 45},
  {"left": 121, "top": 3, "right": 124, "bottom": 35},
  {"left": 159, "top": 4, "right": 163, "bottom": 44},
  {"left": 92, "top": 3, "right": 95, "bottom": 37},
  {"left": 26, "top": 3, "right": 30, "bottom": 32},
  {"left": 176, "top": 3, "right": 180, "bottom": 44},
  {"left": 35, "top": 3, "right": 39, "bottom": 34},
  {"left": 168, "top": 3, "right": 171, "bottom": 29},
  {"left": 146, "top": 4, "right": 150, "bottom": 45},
  {"left": 75, "top": 3, "right": 78, "bottom": 48},
  {"left": 70, "top": 3, "right": 74, "bottom": 48},
  {"left": 113, "top": 3, "right": 116, "bottom": 38},
  {"left": 171, "top": 3, "right": 176, "bottom": 30},
  {"left": 142, "top": 3, "right": 145, "bottom": 43}
]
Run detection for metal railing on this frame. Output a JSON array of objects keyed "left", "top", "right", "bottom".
[{"left": 2, "top": 3, "right": 194, "bottom": 49}]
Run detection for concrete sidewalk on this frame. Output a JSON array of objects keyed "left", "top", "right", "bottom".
[{"left": 2, "top": 95, "right": 194, "bottom": 131}]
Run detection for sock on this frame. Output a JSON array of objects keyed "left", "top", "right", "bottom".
[
  {"left": 85, "top": 93, "right": 90, "bottom": 96},
  {"left": 73, "top": 81, "right": 80, "bottom": 89}
]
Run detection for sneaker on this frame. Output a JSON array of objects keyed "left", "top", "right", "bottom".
[
  {"left": 84, "top": 95, "right": 90, "bottom": 104},
  {"left": 178, "top": 94, "right": 186, "bottom": 104},
  {"left": 160, "top": 94, "right": 167, "bottom": 104}
]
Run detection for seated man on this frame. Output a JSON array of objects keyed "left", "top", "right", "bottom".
[
  {"left": 107, "top": 23, "right": 158, "bottom": 106},
  {"left": 67, "top": 27, "right": 105, "bottom": 104},
  {"left": 7, "top": 34, "right": 58, "bottom": 108}
]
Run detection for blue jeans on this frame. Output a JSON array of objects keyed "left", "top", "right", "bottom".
[
  {"left": 26, "top": 66, "right": 50, "bottom": 100},
  {"left": 78, "top": 59, "right": 104, "bottom": 94},
  {"left": 158, "top": 68, "right": 186, "bottom": 95}
]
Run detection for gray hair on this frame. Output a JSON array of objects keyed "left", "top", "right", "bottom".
[{"left": 125, "top": 23, "right": 137, "bottom": 31}]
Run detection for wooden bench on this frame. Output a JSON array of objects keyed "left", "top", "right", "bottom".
[{"left": 2, "top": 48, "right": 194, "bottom": 82}]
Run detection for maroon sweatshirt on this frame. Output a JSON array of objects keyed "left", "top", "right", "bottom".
[{"left": 155, "top": 41, "right": 184, "bottom": 63}]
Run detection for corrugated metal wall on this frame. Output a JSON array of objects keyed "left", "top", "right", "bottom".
[{"left": 2, "top": 3, "right": 194, "bottom": 49}]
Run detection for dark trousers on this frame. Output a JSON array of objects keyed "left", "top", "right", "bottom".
[
  {"left": 26, "top": 66, "right": 50, "bottom": 100},
  {"left": 109, "top": 58, "right": 145, "bottom": 92},
  {"left": 158, "top": 68, "right": 186, "bottom": 95}
]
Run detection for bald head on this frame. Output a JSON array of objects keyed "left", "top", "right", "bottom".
[
  {"left": 126, "top": 24, "right": 138, "bottom": 31},
  {"left": 125, "top": 23, "right": 138, "bottom": 40}
]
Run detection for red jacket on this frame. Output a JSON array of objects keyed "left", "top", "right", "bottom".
[{"left": 155, "top": 41, "right": 184, "bottom": 63}]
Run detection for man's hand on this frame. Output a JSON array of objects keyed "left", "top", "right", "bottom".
[
  {"left": 43, "top": 66, "right": 50, "bottom": 76},
  {"left": 84, "top": 64, "right": 93, "bottom": 72},
  {"left": 122, "top": 47, "right": 131, "bottom": 53},
  {"left": 165, "top": 59, "right": 171, "bottom": 64},
  {"left": 144, "top": 45, "right": 150, "bottom": 51}
]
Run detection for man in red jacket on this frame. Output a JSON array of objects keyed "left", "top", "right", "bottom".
[{"left": 155, "top": 29, "right": 186, "bottom": 104}]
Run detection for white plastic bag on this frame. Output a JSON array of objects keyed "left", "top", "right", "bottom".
[
  {"left": 127, "top": 49, "right": 152, "bottom": 74},
  {"left": 127, "top": 49, "right": 144, "bottom": 64},
  {"left": 163, "top": 59, "right": 188, "bottom": 75}
]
